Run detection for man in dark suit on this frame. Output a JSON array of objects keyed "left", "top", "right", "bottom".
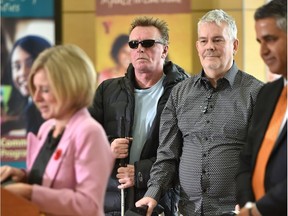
[{"left": 236, "top": 1, "right": 287, "bottom": 216}]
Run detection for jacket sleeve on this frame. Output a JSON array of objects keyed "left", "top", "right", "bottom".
[
  {"left": 236, "top": 80, "right": 264, "bottom": 207},
  {"left": 145, "top": 91, "right": 182, "bottom": 201},
  {"left": 256, "top": 179, "right": 287, "bottom": 216},
  {"left": 236, "top": 138, "right": 255, "bottom": 207},
  {"left": 89, "top": 83, "right": 104, "bottom": 124},
  {"left": 134, "top": 158, "right": 155, "bottom": 189}
]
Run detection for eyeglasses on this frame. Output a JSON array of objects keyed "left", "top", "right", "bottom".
[{"left": 128, "top": 39, "right": 164, "bottom": 49}]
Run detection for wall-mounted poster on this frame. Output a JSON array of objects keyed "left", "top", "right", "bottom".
[
  {"left": 0, "top": 0, "right": 61, "bottom": 168},
  {"left": 95, "top": 1, "right": 192, "bottom": 85}
]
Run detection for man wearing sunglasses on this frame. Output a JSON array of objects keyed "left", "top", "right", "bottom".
[
  {"left": 89, "top": 16, "right": 189, "bottom": 215},
  {"left": 136, "top": 9, "right": 263, "bottom": 216}
]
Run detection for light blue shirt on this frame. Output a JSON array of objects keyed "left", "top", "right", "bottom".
[{"left": 129, "top": 75, "right": 165, "bottom": 164}]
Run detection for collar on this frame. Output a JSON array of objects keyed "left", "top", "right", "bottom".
[{"left": 194, "top": 61, "right": 238, "bottom": 88}]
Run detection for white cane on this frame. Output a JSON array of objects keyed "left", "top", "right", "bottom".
[
  {"left": 121, "top": 187, "right": 125, "bottom": 216},
  {"left": 120, "top": 116, "right": 126, "bottom": 216},
  {"left": 120, "top": 117, "right": 132, "bottom": 216},
  {"left": 120, "top": 138, "right": 132, "bottom": 216}
]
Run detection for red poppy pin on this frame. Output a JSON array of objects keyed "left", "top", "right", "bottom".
[{"left": 54, "top": 149, "right": 62, "bottom": 160}]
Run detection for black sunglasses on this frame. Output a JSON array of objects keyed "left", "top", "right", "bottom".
[{"left": 128, "top": 39, "right": 164, "bottom": 49}]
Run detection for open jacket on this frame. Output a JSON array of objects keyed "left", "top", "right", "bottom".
[
  {"left": 26, "top": 108, "right": 114, "bottom": 216},
  {"left": 89, "top": 61, "right": 189, "bottom": 215},
  {"left": 236, "top": 77, "right": 287, "bottom": 216}
]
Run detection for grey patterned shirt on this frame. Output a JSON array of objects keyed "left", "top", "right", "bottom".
[{"left": 145, "top": 63, "right": 263, "bottom": 216}]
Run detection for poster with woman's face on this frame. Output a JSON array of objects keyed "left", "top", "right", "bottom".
[{"left": 1, "top": 0, "right": 58, "bottom": 168}]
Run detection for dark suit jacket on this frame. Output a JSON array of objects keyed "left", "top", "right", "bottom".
[{"left": 236, "top": 77, "right": 287, "bottom": 216}]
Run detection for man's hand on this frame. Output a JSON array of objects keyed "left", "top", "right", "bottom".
[
  {"left": 237, "top": 203, "right": 262, "bottom": 216},
  {"left": 136, "top": 197, "right": 157, "bottom": 216},
  {"left": 117, "top": 164, "right": 135, "bottom": 189},
  {"left": 110, "top": 138, "right": 132, "bottom": 159}
]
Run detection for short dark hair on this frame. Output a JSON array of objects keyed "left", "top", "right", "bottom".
[
  {"left": 110, "top": 34, "right": 129, "bottom": 64},
  {"left": 11, "top": 35, "right": 51, "bottom": 60},
  {"left": 254, "top": 0, "right": 287, "bottom": 32},
  {"left": 129, "top": 16, "right": 169, "bottom": 45}
]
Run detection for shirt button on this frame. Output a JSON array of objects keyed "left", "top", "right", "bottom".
[
  {"left": 138, "top": 172, "right": 143, "bottom": 182},
  {"left": 206, "top": 120, "right": 210, "bottom": 123},
  {"left": 202, "top": 169, "right": 206, "bottom": 174},
  {"left": 203, "top": 153, "right": 207, "bottom": 157},
  {"left": 203, "top": 189, "right": 207, "bottom": 193}
]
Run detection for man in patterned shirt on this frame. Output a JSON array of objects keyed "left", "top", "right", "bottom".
[{"left": 136, "top": 9, "right": 263, "bottom": 216}]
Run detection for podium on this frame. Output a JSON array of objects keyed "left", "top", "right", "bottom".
[{"left": 1, "top": 187, "right": 40, "bottom": 216}]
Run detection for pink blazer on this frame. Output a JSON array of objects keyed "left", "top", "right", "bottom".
[{"left": 26, "top": 108, "right": 114, "bottom": 216}]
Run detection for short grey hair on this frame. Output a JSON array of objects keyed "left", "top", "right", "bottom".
[{"left": 198, "top": 9, "right": 238, "bottom": 40}]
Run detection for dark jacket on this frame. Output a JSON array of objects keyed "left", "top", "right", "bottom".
[
  {"left": 236, "top": 77, "right": 287, "bottom": 216},
  {"left": 89, "top": 61, "right": 189, "bottom": 215}
]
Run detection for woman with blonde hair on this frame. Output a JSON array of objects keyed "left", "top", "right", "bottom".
[{"left": 0, "top": 44, "right": 114, "bottom": 216}]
